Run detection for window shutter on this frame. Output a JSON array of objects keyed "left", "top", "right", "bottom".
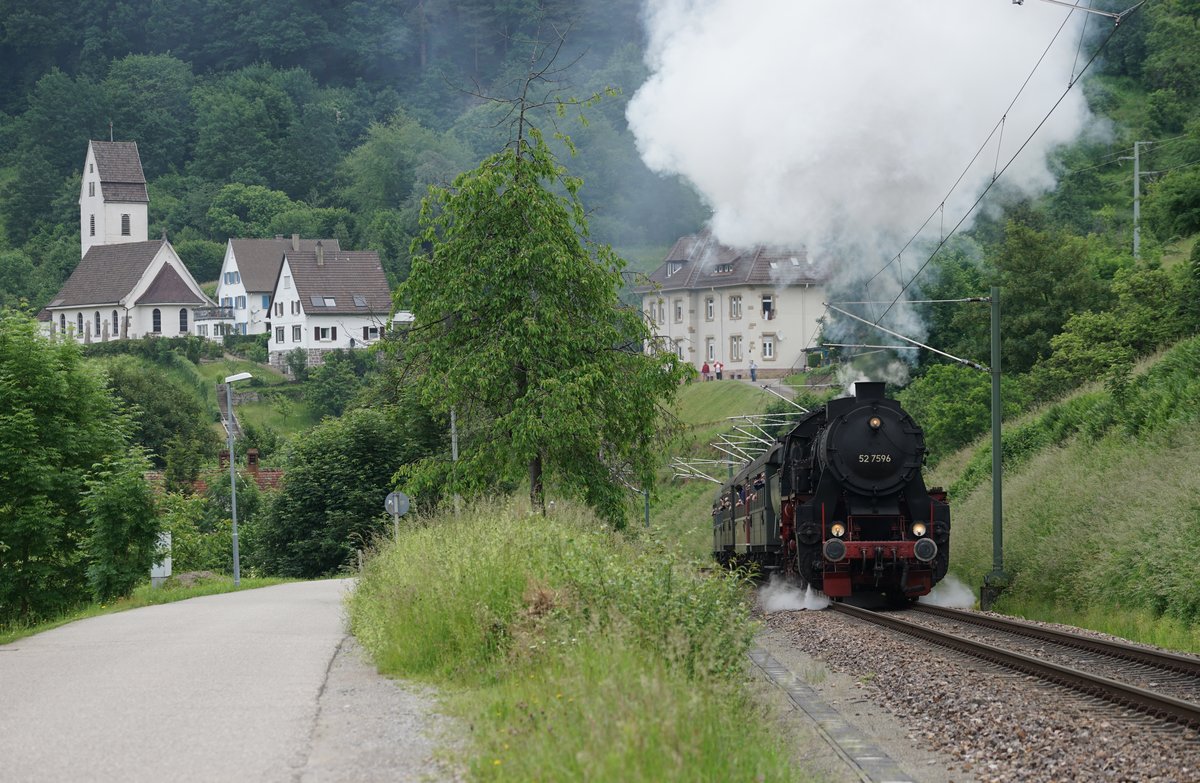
[
  {"left": 331, "top": 326, "right": 337, "bottom": 341},
  {"left": 362, "top": 326, "right": 369, "bottom": 340},
  {"left": 314, "top": 326, "right": 320, "bottom": 341}
]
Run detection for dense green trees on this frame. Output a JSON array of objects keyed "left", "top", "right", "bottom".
[{"left": 0, "top": 312, "right": 156, "bottom": 622}]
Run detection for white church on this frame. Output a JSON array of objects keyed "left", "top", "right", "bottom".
[{"left": 39, "top": 140, "right": 221, "bottom": 342}]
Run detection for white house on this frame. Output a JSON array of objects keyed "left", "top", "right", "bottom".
[
  {"left": 266, "top": 242, "right": 393, "bottom": 372},
  {"left": 39, "top": 140, "right": 217, "bottom": 342},
  {"left": 635, "top": 230, "right": 828, "bottom": 379},
  {"left": 214, "top": 235, "right": 341, "bottom": 336}
]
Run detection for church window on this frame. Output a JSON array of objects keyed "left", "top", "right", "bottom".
[
  {"left": 112, "top": 310, "right": 119, "bottom": 335},
  {"left": 121, "top": 214, "right": 131, "bottom": 236},
  {"left": 94, "top": 311, "right": 101, "bottom": 336},
  {"left": 179, "top": 309, "right": 188, "bottom": 333},
  {"left": 76, "top": 313, "right": 83, "bottom": 333},
  {"left": 59, "top": 314, "right": 66, "bottom": 332},
  {"left": 152, "top": 308, "right": 161, "bottom": 333},
  {"left": 88, "top": 182, "right": 94, "bottom": 197}
]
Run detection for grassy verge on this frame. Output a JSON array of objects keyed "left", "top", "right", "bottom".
[
  {"left": 0, "top": 576, "right": 293, "bottom": 645},
  {"left": 348, "top": 500, "right": 801, "bottom": 782},
  {"left": 935, "top": 335, "right": 1200, "bottom": 651}
]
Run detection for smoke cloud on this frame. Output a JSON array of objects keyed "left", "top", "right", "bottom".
[
  {"left": 628, "top": 0, "right": 1094, "bottom": 336},
  {"left": 759, "top": 575, "right": 831, "bottom": 612},
  {"left": 919, "top": 574, "right": 977, "bottom": 609}
]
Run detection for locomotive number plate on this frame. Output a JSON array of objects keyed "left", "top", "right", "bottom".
[{"left": 858, "top": 453, "right": 893, "bottom": 463}]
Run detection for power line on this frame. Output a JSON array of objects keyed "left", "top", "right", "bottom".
[{"left": 872, "top": 3, "right": 1144, "bottom": 327}]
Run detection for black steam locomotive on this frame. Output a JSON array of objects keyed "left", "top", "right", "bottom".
[{"left": 712, "top": 381, "right": 949, "bottom": 602}]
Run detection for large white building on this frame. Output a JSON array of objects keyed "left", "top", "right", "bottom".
[
  {"left": 636, "top": 231, "right": 828, "bottom": 379},
  {"left": 214, "top": 235, "right": 341, "bottom": 336},
  {"left": 39, "top": 141, "right": 218, "bottom": 342},
  {"left": 266, "top": 243, "right": 393, "bottom": 372}
]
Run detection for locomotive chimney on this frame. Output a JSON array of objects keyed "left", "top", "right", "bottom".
[{"left": 854, "top": 381, "right": 886, "bottom": 401}]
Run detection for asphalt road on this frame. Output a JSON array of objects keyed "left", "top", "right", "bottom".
[{"left": 0, "top": 579, "right": 412, "bottom": 783}]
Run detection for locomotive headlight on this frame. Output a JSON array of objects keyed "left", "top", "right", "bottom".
[
  {"left": 830, "top": 523, "right": 846, "bottom": 538},
  {"left": 869, "top": 416, "right": 882, "bottom": 430},
  {"left": 911, "top": 522, "right": 928, "bottom": 538}
]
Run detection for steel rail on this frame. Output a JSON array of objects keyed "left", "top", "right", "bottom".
[
  {"left": 911, "top": 604, "right": 1200, "bottom": 678},
  {"left": 831, "top": 603, "right": 1200, "bottom": 729}
]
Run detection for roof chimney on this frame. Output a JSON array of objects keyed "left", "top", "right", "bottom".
[
  {"left": 316, "top": 240, "right": 324, "bottom": 266},
  {"left": 292, "top": 233, "right": 300, "bottom": 252}
]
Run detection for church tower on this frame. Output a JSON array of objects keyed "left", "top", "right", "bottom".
[{"left": 79, "top": 140, "right": 149, "bottom": 257}]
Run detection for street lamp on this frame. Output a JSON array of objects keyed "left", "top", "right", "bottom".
[{"left": 224, "top": 371, "right": 253, "bottom": 585}]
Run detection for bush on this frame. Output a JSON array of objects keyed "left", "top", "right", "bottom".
[{"left": 82, "top": 452, "right": 161, "bottom": 602}]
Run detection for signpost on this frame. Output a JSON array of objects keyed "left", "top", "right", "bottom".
[{"left": 385, "top": 491, "right": 410, "bottom": 540}]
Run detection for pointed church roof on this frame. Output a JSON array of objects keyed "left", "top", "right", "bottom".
[
  {"left": 91, "top": 140, "right": 148, "bottom": 203},
  {"left": 48, "top": 240, "right": 163, "bottom": 308},
  {"left": 136, "top": 264, "right": 205, "bottom": 305}
]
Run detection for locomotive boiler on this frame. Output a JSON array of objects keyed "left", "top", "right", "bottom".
[{"left": 712, "top": 381, "right": 949, "bottom": 602}]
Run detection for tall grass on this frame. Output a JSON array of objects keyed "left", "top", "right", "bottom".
[
  {"left": 348, "top": 500, "right": 799, "bottom": 781},
  {"left": 940, "top": 335, "right": 1200, "bottom": 648}
]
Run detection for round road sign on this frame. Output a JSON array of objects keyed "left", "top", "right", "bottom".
[{"left": 385, "top": 491, "right": 410, "bottom": 516}]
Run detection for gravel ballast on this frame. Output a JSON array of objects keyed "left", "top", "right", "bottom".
[{"left": 761, "top": 607, "right": 1200, "bottom": 783}]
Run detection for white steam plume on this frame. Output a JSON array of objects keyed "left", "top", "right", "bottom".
[
  {"left": 628, "top": 0, "right": 1094, "bottom": 329},
  {"left": 920, "top": 574, "right": 977, "bottom": 609}
]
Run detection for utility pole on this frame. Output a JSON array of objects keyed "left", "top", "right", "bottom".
[
  {"left": 1121, "top": 140, "right": 1150, "bottom": 260},
  {"left": 981, "top": 287, "right": 1008, "bottom": 610}
]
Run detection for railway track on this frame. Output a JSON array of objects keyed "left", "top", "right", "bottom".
[{"left": 831, "top": 602, "right": 1200, "bottom": 729}]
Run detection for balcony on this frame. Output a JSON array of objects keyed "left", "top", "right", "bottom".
[{"left": 194, "top": 306, "right": 234, "bottom": 321}]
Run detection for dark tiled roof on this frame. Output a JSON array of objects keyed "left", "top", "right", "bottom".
[
  {"left": 283, "top": 248, "right": 392, "bottom": 315},
  {"left": 91, "top": 141, "right": 148, "bottom": 203},
  {"left": 136, "top": 264, "right": 205, "bottom": 305},
  {"left": 48, "top": 240, "right": 164, "bottom": 307},
  {"left": 635, "top": 229, "right": 825, "bottom": 293},
  {"left": 230, "top": 237, "right": 341, "bottom": 293}
]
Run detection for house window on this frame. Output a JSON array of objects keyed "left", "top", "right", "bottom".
[
  {"left": 197, "top": 325, "right": 208, "bottom": 337},
  {"left": 236, "top": 296, "right": 246, "bottom": 310},
  {"left": 730, "top": 335, "right": 743, "bottom": 362},
  {"left": 275, "top": 302, "right": 282, "bottom": 317},
  {"left": 261, "top": 295, "right": 269, "bottom": 310},
  {"left": 762, "top": 334, "right": 776, "bottom": 360},
  {"left": 705, "top": 297, "right": 714, "bottom": 321},
  {"left": 291, "top": 301, "right": 299, "bottom": 315},
  {"left": 89, "top": 163, "right": 93, "bottom": 173},
  {"left": 234, "top": 271, "right": 241, "bottom": 284},
  {"left": 362, "top": 326, "right": 381, "bottom": 341},
  {"left": 152, "top": 309, "right": 161, "bottom": 333},
  {"left": 283, "top": 275, "right": 291, "bottom": 289},
  {"left": 705, "top": 338, "right": 714, "bottom": 361},
  {"left": 222, "top": 296, "right": 233, "bottom": 308},
  {"left": 675, "top": 339, "right": 685, "bottom": 359},
  {"left": 90, "top": 214, "right": 95, "bottom": 236},
  {"left": 94, "top": 311, "right": 101, "bottom": 336},
  {"left": 716, "top": 263, "right": 733, "bottom": 274},
  {"left": 112, "top": 310, "right": 119, "bottom": 335},
  {"left": 275, "top": 326, "right": 285, "bottom": 343},
  {"left": 729, "top": 296, "right": 742, "bottom": 319},
  {"left": 179, "top": 308, "right": 188, "bottom": 333},
  {"left": 761, "top": 295, "right": 775, "bottom": 320},
  {"left": 292, "top": 325, "right": 301, "bottom": 342},
  {"left": 88, "top": 182, "right": 94, "bottom": 197},
  {"left": 121, "top": 214, "right": 131, "bottom": 236},
  {"left": 314, "top": 326, "right": 337, "bottom": 341},
  {"left": 237, "top": 323, "right": 247, "bottom": 335},
  {"left": 674, "top": 299, "right": 683, "bottom": 323}
]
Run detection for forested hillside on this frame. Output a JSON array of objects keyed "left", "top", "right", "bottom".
[{"left": 0, "top": 0, "right": 705, "bottom": 311}]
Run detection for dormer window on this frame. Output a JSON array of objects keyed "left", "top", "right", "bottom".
[
  {"left": 667, "top": 261, "right": 683, "bottom": 277},
  {"left": 716, "top": 263, "right": 734, "bottom": 274},
  {"left": 121, "top": 214, "right": 131, "bottom": 236}
]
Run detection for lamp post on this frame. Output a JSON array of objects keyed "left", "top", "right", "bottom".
[{"left": 224, "top": 371, "right": 253, "bottom": 586}]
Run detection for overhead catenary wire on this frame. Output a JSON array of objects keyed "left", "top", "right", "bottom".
[{"left": 872, "top": 3, "right": 1145, "bottom": 327}]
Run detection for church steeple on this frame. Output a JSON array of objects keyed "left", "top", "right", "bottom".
[{"left": 79, "top": 140, "right": 149, "bottom": 257}]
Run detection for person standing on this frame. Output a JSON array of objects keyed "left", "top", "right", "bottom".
[
  {"left": 701, "top": 360, "right": 710, "bottom": 381},
  {"left": 714, "top": 360, "right": 724, "bottom": 380},
  {"left": 749, "top": 359, "right": 758, "bottom": 382}
]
